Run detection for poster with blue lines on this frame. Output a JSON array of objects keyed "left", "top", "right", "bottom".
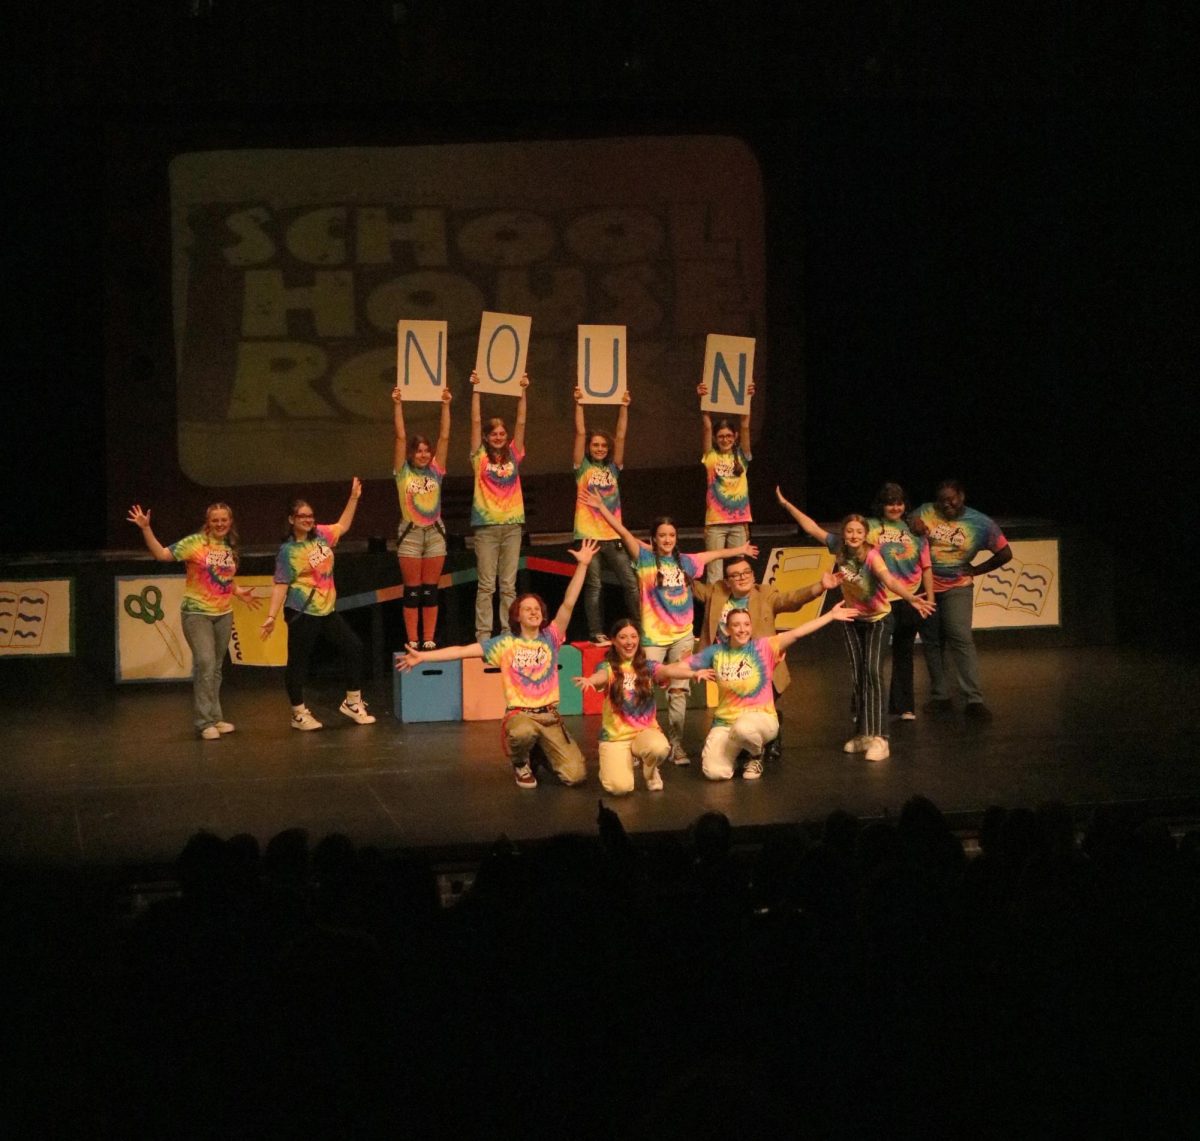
[
  {"left": 972, "top": 540, "right": 1059, "bottom": 628},
  {"left": 0, "top": 579, "right": 75, "bottom": 657}
]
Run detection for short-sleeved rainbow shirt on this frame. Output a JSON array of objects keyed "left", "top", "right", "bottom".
[
  {"left": 573, "top": 458, "right": 622, "bottom": 540},
  {"left": 702, "top": 446, "right": 751, "bottom": 525},
  {"left": 865, "top": 518, "right": 930, "bottom": 594},
  {"left": 636, "top": 547, "right": 703, "bottom": 647},
  {"left": 395, "top": 459, "right": 444, "bottom": 528},
  {"left": 170, "top": 532, "right": 237, "bottom": 615},
  {"left": 825, "top": 535, "right": 891, "bottom": 620},
  {"left": 598, "top": 660, "right": 660, "bottom": 742},
  {"left": 687, "top": 635, "right": 782, "bottom": 726},
  {"left": 482, "top": 623, "right": 562, "bottom": 709},
  {"left": 471, "top": 444, "right": 525, "bottom": 527},
  {"left": 913, "top": 503, "right": 1007, "bottom": 592},
  {"left": 274, "top": 524, "right": 341, "bottom": 617}
]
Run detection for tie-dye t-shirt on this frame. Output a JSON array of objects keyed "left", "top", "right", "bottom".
[
  {"left": 913, "top": 504, "right": 1008, "bottom": 592},
  {"left": 482, "top": 623, "right": 562, "bottom": 709},
  {"left": 598, "top": 660, "right": 660, "bottom": 742},
  {"left": 170, "top": 533, "right": 237, "bottom": 615},
  {"left": 823, "top": 535, "right": 891, "bottom": 621},
  {"left": 395, "top": 459, "right": 444, "bottom": 527},
  {"left": 471, "top": 444, "right": 525, "bottom": 527},
  {"left": 702, "top": 447, "right": 752, "bottom": 525},
  {"left": 573, "top": 458, "right": 622, "bottom": 540},
  {"left": 687, "top": 635, "right": 782, "bottom": 726},
  {"left": 274, "top": 524, "right": 341, "bottom": 617},
  {"left": 636, "top": 547, "right": 703, "bottom": 647},
  {"left": 865, "top": 518, "right": 931, "bottom": 595}
]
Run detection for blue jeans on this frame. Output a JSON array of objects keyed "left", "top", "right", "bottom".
[
  {"left": 181, "top": 611, "right": 232, "bottom": 731},
  {"left": 474, "top": 524, "right": 522, "bottom": 642},
  {"left": 926, "top": 584, "right": 984, "bottom": 704},
  {"left": 583, "top": 539, "right": 640, "bottom": 637},
  {"left": 704, "top": 523, "right": 750, "bottom": 584}
]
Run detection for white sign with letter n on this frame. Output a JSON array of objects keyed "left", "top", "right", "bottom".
[
  {"left": 701, "top": 334, "right": 755, "bottom": 416},
  {"left": 576, "top": 325, "right": 627, "bottom": 405},
  {"left": 475, "top": 312, "right": 532, "bottom": 395},
  {"left": 396, "top": 320, "right": 448, "bottom": 401}
]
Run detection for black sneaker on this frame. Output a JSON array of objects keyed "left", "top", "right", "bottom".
[{"left": 964, "top": 703, "right": 993, "bottom": 722}]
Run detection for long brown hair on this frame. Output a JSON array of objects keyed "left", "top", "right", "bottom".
[
  {"left": 604, "top": 618, "right": 655, "bottom": 710},
  {"left": 484, "top": 417, "right": 512, "bottom": 466},
  {"left": 407, "top": 434, "right": 435, "bottom": 467},
  {"left": 835, "top": 513, "right": 873, "bottom": 569},
  {"left": 712, "top": 417, "right": 744, "bottom": 476}
]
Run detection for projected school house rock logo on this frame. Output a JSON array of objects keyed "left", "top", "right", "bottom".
[{"left": 169, "top": 138, "right": 766, "bottom": 486}]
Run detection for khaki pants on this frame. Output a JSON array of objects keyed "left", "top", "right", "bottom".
[
  {"left": 505, "top": 710, "right": 587, "bottom": 786},
  {"left": 701, "top": 711, "right": 778, "bottom": 781},
  {"left": 598, "top": 728, "right": 670, "bottom": 795}
]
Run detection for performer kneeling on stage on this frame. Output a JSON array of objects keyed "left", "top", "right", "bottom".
[
  {"left": 397, "top": 539, "right": 599, "bottom": 789},
  {"left": 656, "top": 602, "right": 854, "bottom": 781}
]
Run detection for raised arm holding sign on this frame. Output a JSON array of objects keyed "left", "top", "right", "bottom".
[{"left": 395, "top": 319, "right": 448, "bottom": 401}]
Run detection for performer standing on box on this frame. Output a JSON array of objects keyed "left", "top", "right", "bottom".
[
  {"left": 866, "top": 482, "right": 936, "bottom": 721},
  {"left": 392, "top": 384, "right": 452, "bottom": 651},
  {"left": 692, "top": 554, "right": 839, "bottom": 766},
  {"left": 775, "top": 490, "right": 934, "bottom": 761},
  {"left": 583, "top": 491, "right": 756, "bottom": 766},
  {"left": 260, "top": 479, "right": 376, "bottom": 731},
  {"left": 572, "top": 385, "right": 641, "bottom": 644},
  {"left": 698, "top": 379, "right": 755, "bottom": 583},
  {"left": 912, "top": 479, "right": 1012, "bottom": 719},
  {"left": 397, "top": 540, "right": 599, "bottom": 789},
  {"left": 470, "top": 370, "right": 528, "bottom": 643},
  {"left": 127, "top": 501, "right": 260, "bottom": 740},
  {"left": 657, "top": 603, "right": 854, "bottom": 780},
  {"left": 573, "top": 617, "right": 671, "bottom": 795}
]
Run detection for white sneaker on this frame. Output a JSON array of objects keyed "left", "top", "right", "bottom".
[
  {"left": 670, "top": 745, "right": 691, "bottom": 766},
  {"left": 742, "top": 757, "right": 764, "bottom": 780},
  {"left": 291, "top": 707, "right": 323, "bottom": 731},
  {"left": 339, "top": 699, "right": 376, "bottom": 725},
  {"left": 843, "top": 736, "right": 869, "bottom": 754},
  {"left": 514, "top": 763, "right": 538, "bottom": 789},
  {"left": 199, "top": 726, "right": 221, "bottom": 740},
  {"left": 865, "top": 736, "right": 890, "bottom": 762},
  {"left": 214, "top": 721, "right": 235, "bottom": 734},
  {"left": 900, "top": 712, "right": 917, "bottom": 721},
  {"left": 645, "top": 767, "right": 664, "bottom": 792}
]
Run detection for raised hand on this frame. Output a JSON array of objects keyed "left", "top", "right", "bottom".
[{"left": 570, "top": 538, "right": 600, "bottom": 565}]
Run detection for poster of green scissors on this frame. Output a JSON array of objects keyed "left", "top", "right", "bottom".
[{"left": 115, "top": 576, "right": 192, "bottom": 682}]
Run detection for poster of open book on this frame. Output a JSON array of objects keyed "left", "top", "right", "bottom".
[{"left": 972, "top": 539, "right": 1059, "bottom": 628}]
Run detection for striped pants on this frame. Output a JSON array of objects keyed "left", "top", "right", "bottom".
[{"left": 842, "top": 617, "right": 891, "bottom": 739}]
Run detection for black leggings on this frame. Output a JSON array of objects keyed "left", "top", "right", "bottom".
[{"left": 283, "top": 610, "right": 364, "bottom": 706}]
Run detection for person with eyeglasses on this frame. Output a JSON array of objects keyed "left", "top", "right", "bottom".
[
  {"left": 692, "top": 554, "right": 838, "bottom": 765},
  {"left": 260, "top": 479, "right": 376, "bottom": 731}
]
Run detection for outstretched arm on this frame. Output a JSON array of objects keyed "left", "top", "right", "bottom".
[
  {"left": 396, "top": 641, "right": 485, "bottom": 672},
  {"left": 259, "top": 583, "right": 290, "bottom": 639},
  {"left": 126, "top": 504, "right": 175, "bottom": 562},
  {"left": 775, "top": 600, "right": 856, "bottom": 649},
  {"left": 775, "top": 486, "right": 831, "bottom": 546},
  {"left": 336, "top": 477, "right": 363, "bottom": 536},
  {"left": 391, "top": 388, "right": 407, "bottom": 470},
  {"left": 969, "top": 544, "right": 1014, "bottom": 579},
  {"left": 613, "top": 389, "right": 630, "bottom": 468},
  {"left": 740, "top": 380, "right": 755, "bottom": 458},
  {"left": 512, "top": 374, "right": 530, "bottom": 453},
  {"left": 572, "top": 667, "right": 608, "bottom": 692},
  {"left": 434, "top": 386, "right": 452, "bottom": 470},
  {"left": 773, "top": 571, "right": 840, "bottom": 614},
  {"left": 877, "top": 564, "right": 936, "bottom": 617},
  {"left": 582, "top": 490, "right": 646, "bottom": 560},
  {"left": 572, "top": 386, "right": 587, "bottom": 468},
  {"left": 469, "top": 370, "right": 482, "bottom": 452},
  {"left": 690, "top": 540, "right": 759, "bottom": 572},
  {"left": 551, "top": 540, "right": 599, "bottom": 635},
  {"left": 697, "top": 383, "right": 713, "bottom": 452}
]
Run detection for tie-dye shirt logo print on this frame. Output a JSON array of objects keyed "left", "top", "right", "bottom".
[
  {"left": 637, "top": 547, "right": 702, "bottom": 647},
  {"left": 599, "top": 660, "right": 659, "bottom": 742},
  {"left": 703, "top": 447, "right": 751, "bottom": 525},
  {"left": 866, "top": 519, "right": 930, "bottom": 592},
  {"left": 574, "top": 459, "right": 621, "bottom": 540},
  {"left": 471, "top": 444, "right": 525, "bottom": 527},
  {"left": 835, "top": 546, "right": 892, "bottom": 620},
  {"left": 688, "top": 635, "right": 781, "bottom": 726},
  {"left": 395, "top": 460, "right": 444, "bottom": 527},
  {"left": 171, "top": 533, "right": 237, "bottom": 615},
  {"left": 275, "top": 524, "right": 340, "bottom": 616},
  {"left": 483, "top": 624, "right": 562, "bottom": 709},
  {"left": 914, "top": 504, "right": 1007, "bottom": 591}
]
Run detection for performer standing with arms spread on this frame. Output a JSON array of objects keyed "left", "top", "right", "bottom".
[
  {"left": 397, "top": 540, "right": 599, "bottom": 789},
  {"left": 127, "top": 501, "right": 259, "bottom": 740},
  {"left": 392, "top": 384, "right": 452, "bottom": 651},
  {"left": 260, "top": 479, "right": 376, "bottom": 731},
  {"left": 913, "top": 479, "right": 1012, "bottom": 718},
  {"left": 583, "top": 491, "right": 756, "bottom": 766},
  {"left": 470, "top": 370, "right": 529, "bottom": 644},
  {"left": 572, "top": 385, "right": 641, "bottom": 643}
]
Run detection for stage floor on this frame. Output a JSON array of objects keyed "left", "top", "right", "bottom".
[{"left": 1, "top": 642, "right": 1196, "bottom": 870}]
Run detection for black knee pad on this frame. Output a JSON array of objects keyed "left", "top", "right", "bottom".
[
  {"left": 403, "top": 585, "right": 420, "bottom": 610},
  {"left": 418, "top": 582, "right": 438, "bottom": 607}
]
